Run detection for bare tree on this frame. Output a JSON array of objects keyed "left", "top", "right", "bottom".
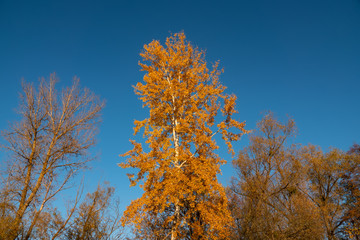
[{"left": 0, "top": 74, "right": 104, "bottom": 239}]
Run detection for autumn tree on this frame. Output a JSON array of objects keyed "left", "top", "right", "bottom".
[
  {"left": 301, "top": 145, "right": 353, "bottom": 239},
  {"left": 341, "top": 144, "right": 360, "bottom": 239},
  {"left": 228, "top": 113, "right": 323, "bottom": 239},
  {"left": 64, "top": 183, "right": 123, "bottom": 240},
  {"left": 0, "top": 74, "right": 104, "bottom": 239},
  {"left": 120, "top": 32, "right": 247, "bottom": 239}
]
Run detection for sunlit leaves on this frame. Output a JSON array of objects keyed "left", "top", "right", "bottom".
[{"left": 120, "top": 32, "right": 247, "bottom": 239}]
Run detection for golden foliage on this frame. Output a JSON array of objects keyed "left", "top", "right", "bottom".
[{"left": 120, "top": 32, "right": 247, "bottom": 239}]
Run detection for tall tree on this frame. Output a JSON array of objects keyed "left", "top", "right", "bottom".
[
  {"left": 120, "top": 32, "right": 247, "bottom": 239},
  {"left": 0, "top": 74, "right": 104, "bottom": 239}
]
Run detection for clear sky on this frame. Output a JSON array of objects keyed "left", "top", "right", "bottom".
[{"left": 1, "top": 0, "right": 359, "bottom": 215}]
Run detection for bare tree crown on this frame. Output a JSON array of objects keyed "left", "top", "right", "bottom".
[{"left": 0, "top": 73, "right": 104, "bottom": 239}]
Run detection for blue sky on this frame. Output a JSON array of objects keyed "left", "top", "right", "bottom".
[{"left": 1, "top": 0, "right": 359, "bottom": 215}]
